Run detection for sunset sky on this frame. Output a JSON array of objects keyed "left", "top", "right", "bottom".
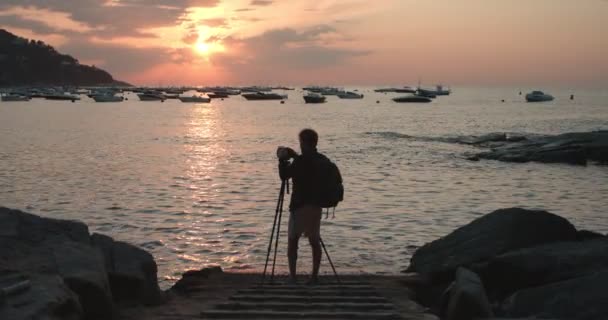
[{"left": 1, "top": 0, "right": 607, "bottom": 86}]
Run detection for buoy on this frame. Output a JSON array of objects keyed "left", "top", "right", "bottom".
[
  {"left": 376, "top": 100, "right": 380, "bottom": 104},
  {"left": 280, "top": 100, "right": 285, "bottom": 104},
  {"left": 501, "top": 99, "right": 505, "bottom": 103},
  {"left": 570, "top": 94, "right": 574, "bottom": 100},
  {"left": 221, "top": 98, "right": 224, "bottom": 101},
  {"left": 519, "top": 91, "right": 522, "bottom": 95}
]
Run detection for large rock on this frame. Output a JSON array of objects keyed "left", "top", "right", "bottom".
[
  {"left": 480, "top": 238, "right": 608, "bottom": 299},
  {"left": 502, "top": 271, "right": 608, "bottom": 320},
  {"left": 471, "top": 131, "right": 608, "bottom": 165},
  {"left": 0, "top": 272, "right": 83, "bottom": 320},
  {"left": 0, "top": 207, "right": 115, "bottom": 319},
  {"left": 408, "top": 208, "right": 577, "bottom": 282},
  {"left": 443, "top": 268, "right": 493, "bottom": 320},
  {"left": 91, "top": 233, "right": 162, "bottom": 305}
]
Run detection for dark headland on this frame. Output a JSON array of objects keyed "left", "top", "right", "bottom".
[
  {"left": 2, "top": 206, "right": 607, "bottom": 320},
  {"left": 0, "top": 29, "right": 130, "bottom": 87}
]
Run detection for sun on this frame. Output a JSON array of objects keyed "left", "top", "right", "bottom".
[{"left": 195, "top": 41, "right": 210, "bottom": 55}]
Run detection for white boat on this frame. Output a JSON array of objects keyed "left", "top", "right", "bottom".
[
  {"left": 337, "top": 91, "right": 364, "bottom": 99},
  {"left": 1, "top": 93, "right": 31, "bottom": 101},
  {"left": 178, "top": 95, "right": 211, "bottom": 103},
  {"left": 92, "top": 94, "right": 124, "bottom": 102},
  {"left": 525, "top": 91, "right": 554, "bottom": 102}
]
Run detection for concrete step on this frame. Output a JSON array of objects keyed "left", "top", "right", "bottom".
[
  {"left": 251, "top": 284, "right": 375, "bottom": 290},
  {"left": 237, "top": 288, "right": 380, "bottom": 297},
  {"left": 215, "top": 301, "right": 395, "bottom": 311},
  {"left": 200, "top": 309, "right": 402, "bottom": 319},
  {"left": 229, "top": 294, "right": 389, "bottom": 303}
]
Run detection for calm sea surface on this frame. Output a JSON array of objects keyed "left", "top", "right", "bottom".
[{"left": 1, "top": 87, "right": 607, "bottom": 287}]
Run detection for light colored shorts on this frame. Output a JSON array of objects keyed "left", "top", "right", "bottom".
[{"left": 288, "top": 205, "right": 322, "bottom": 240}]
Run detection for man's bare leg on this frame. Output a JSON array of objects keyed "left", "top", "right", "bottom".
[
  {"left": 288, "top": 236, "right": 299, "bottom": 283},
  {"left": 308, "top": 236, "right": 321, "bottom": 284}
]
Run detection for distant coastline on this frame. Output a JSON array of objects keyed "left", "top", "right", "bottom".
[{"left": 0, "top": 29, "right": 130, "bottom": 87}]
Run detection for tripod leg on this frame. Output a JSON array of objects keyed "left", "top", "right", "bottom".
[
  {"left": 320, "top": 237, "right": 340, "bottom": 284},
  {"left": 262, "top": 181, "right": 285, "bottom": 284},
  {"left": 270, "top": 190, "right": 285, "bottom": 283}
]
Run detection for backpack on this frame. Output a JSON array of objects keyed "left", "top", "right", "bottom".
[{"left": 316, "top": 157, "right": 344, "bottom": 212}]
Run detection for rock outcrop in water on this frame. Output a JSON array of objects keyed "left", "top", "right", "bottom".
[
  {"left": 408, "top": 207, "right": 608, "bottom": 320},
  {"left": 465, "top": 131, "right": 608, "bottom": 165},
  {"left": 0, "top": 207, "right": 162, "bottom": 320}
]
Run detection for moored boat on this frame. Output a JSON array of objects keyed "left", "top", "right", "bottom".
[
  {"left": 303, "top": 93, "right": 326, "bottom": 103},
  {"left": 337, "top": 91, "right": 364, "bottom": 99},
  {"left": 392, "top": 95, "right": 433, "bottom": 103},
  {"left": 525, "top": 91, "right": 554, "bottom": 102},
  {"left": 137, "top": 93, "right": 165, "bottom": 101},
  {"left": 45, "top": 94, "right": 80, "bottom": 101},
  {"left": 208, "top": 92, "right": 229, "bottom": 99},
  {"left": 242, "top": 92, "right": 287, "bottom": 100},
  {"left": 178, "top": 95, "right": 211, "bottom": 103},
  {"left": 1, "top": 93, "right": 31, "bottom": 101},
  {"left": 92, "top": 94, "right": 124, "bottom": 102}
]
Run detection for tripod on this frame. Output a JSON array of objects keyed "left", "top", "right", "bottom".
[{"left": 262, "top": 179, "right": 340, "bottom": 284}]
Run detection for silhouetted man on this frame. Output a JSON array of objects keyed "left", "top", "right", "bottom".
[{"left": 277, "top": 128, "right": 328, "bottom": 284}]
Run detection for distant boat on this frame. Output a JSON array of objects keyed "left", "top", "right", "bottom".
[
  {"left": 337, "top": 91, "right": 364, "bottom": 99},
  {"left": 242, "top": 92, "right": 287, "bottom": 100},
  {"left": 374, "top": 86, "right": 416, "bottom": 93},
  {"left": 241, "top": 86, "right": 272, "bottom": 93},
  {"left": 525, "top": 91, "right": 554, "bottom": 102},
  {"left": 392, "top": 95, "right": 433, "bottom": 103},
  {"left": 92, "top": 94, "right": 124, "bottom": 102},
  {"left": 303, "top": 93, "right": 326, "bottom": 103},
  {"left": 320, "top": 88, "right": 344, "bottom": 96},
  {"left": 164, "top": 94, "right": 180, "bottom": 99},
  {"left": 179, "top": 95, "right": 211, "bottom": 103},
  {"left": 394, "top": 86, "right": 417, "bottom": 93},
  {"left": 417, "top": 85, "right": 451, "bottom": 97},
  {"left": 1, "top": 93, "right": 31, "bottom": 101},
  {"left": 137, "top": 93, "right": 165, "bottom": 101},
  {"left": 208, "top": 92, "right": 230, "bottom": 99},
  {"left": 415, "top": 89, "right": 437, "bottom": 99},
  {"left": 45, "top": 94, "right": 80, "bottom": 101}
]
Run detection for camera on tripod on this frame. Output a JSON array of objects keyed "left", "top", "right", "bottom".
[{"left": 276, "top": 146, "right": 294, "bottom": 161}]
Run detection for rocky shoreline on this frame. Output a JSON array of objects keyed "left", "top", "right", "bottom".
[
  {"left": 2, "top": 206, "right": 606, "bottom": 319},
  {"left": 406, "top": 207, "right": 607, "bottom": 320},
  {"left": 463, "top": 130, "right": 608, "bottom": 165}
]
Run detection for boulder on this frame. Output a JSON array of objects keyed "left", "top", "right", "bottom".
[
  {"left": 0, "top": 272, "right": 83, "bottom": 320},
  {"left": 171, "top": 266, "right": 223, "bottom": 294},
  {"left": 576, "top": 230, "right": 605, "bottom": 241},
  {"left": 502, "top": 271, "right": 608, "bottom": 320},
  {"left": 91, "top": 233, "right": 162, "bottom": 306},
  {"left": 408, "top": 208, "right": 577, "bottom": 282},
  {"left": 480, "top": 238, "right": 608, "bottom": 299},
  {"left": 0, "top": 207, "right": 89, "bottom": 243},
  {"left": 443, "top": 268, "right": 493, "bottom": 320},
  {"left": 0, "top": 207, "right": 115, "bottom": 319}
]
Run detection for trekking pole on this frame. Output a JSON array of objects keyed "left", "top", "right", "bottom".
[
  {"left": 262, "top": 180, "right": 286, "bottom": 284},
  {"left": 270, "top": 181, "right": 286, "bottom": 283},
  {"left": 320, "top": 237, "right": 341, "bottom": 284}
]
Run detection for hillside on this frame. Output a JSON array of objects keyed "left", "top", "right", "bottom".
[{"left": 0, "top": 29, "right": 130, "bottom": 86}]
